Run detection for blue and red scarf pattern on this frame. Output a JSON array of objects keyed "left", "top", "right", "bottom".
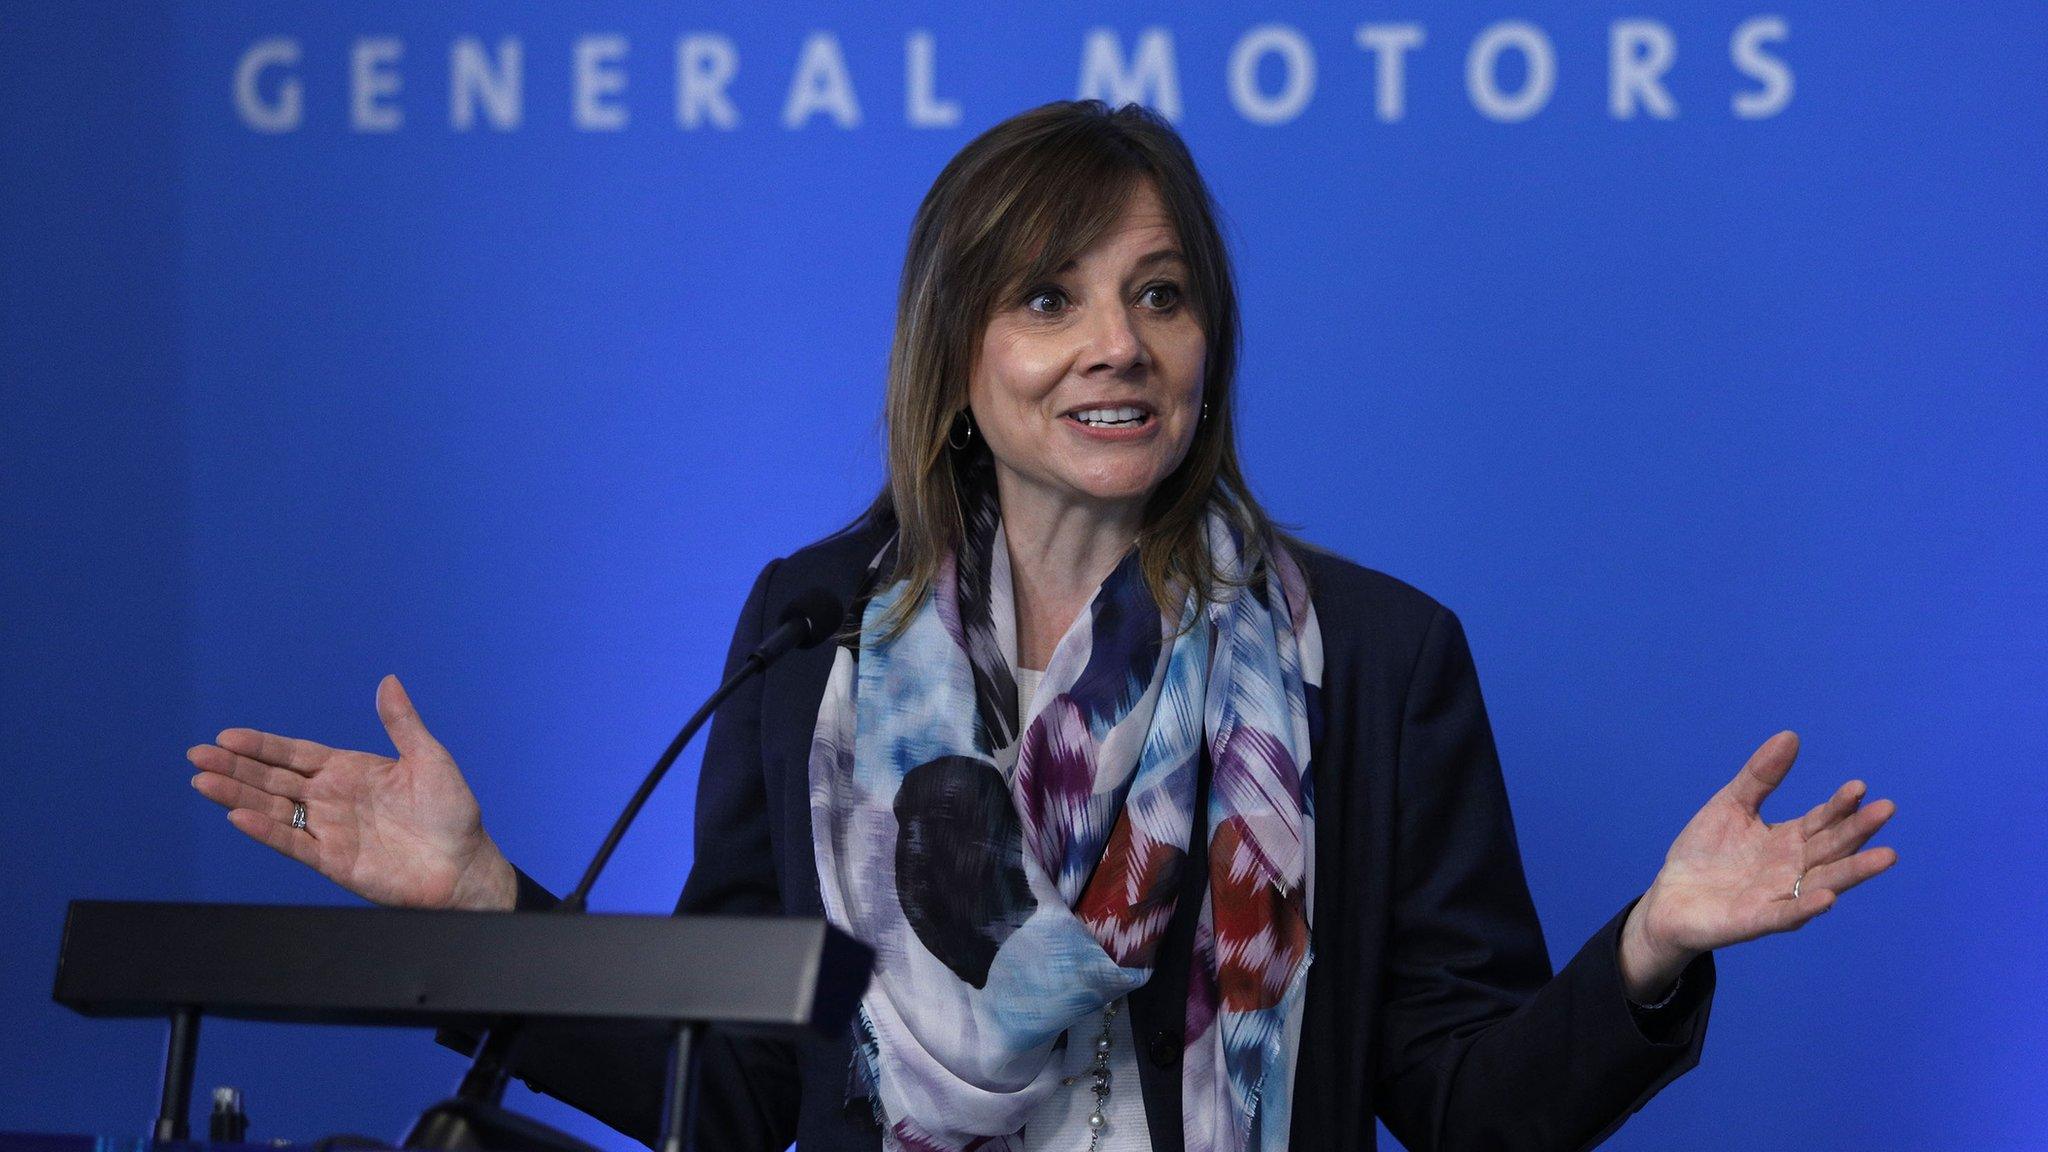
[{"left": 808, "top": 491, "right": 1322, "bottom": 1152}]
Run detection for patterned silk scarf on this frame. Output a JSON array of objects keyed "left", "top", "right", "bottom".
[{"left": 808, "top": 486, "right": 1323, "bottom": 1152}]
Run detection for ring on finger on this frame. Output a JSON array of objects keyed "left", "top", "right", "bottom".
[{"left": 291, "top": 802, "right": 308, "bottom": 832}]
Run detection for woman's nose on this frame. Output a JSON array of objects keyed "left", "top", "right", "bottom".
[{"left": 1081, "top": 303, "right": 1146, "bottom": 373}]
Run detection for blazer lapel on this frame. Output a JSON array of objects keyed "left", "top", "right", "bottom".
[{"left": 759, "top": 543, "right": 881, "bottom": 919}]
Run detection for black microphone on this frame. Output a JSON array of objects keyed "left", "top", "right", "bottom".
[
  {"left": 744, "top": 586, "right": 848, "bottom": 668},
  {"left": 408, "top": 587, "right": 847, "bottom": 1152},
  {"left": 562, "top": 586, "right": 847, "bottom": 912}
]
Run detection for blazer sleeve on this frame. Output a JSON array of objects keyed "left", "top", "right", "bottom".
[
  {"left": 456, "top": 559, "right": 804, "bottom": 1151},
  {"left": 1372, "top": 605, "right": 1716, "bottom": 1152}
]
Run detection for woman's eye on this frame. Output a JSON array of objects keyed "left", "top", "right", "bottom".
[
  {"left": 1025, "top": 288, "right": 1068, "bottom": 315},
  {"left": 1142, "top": 282, "right": 1183, "bottom": 310}
]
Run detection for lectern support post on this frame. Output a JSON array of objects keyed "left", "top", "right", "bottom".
[
  {"left": 153, "top": 1006, "right": 200, "bottom": 1142},
  {"left": 657, "top": 1021, "right": 704, "bottom": 1152}
]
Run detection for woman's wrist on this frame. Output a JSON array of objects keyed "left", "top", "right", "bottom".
[
  {"left": 1619, "top": 887, "right": 1696, "bottom": 1004},
  {"left": 447, "top": 837, "right": 519, "bottom": 912}
]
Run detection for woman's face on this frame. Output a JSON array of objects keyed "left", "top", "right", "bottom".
[{"left": 967, "top": 180, "right": 1206, "bottom": 519}]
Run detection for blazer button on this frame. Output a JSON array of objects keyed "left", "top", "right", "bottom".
[{"left": 1147, "top": 1030, "right": 1181, "bottom": 1068}]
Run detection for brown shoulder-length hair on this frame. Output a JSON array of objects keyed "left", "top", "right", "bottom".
[{"left": 868, "top": 99, "right": 1294, "bottom": 639}]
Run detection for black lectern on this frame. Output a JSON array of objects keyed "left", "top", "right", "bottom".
[{"left": 52, "top": 900, "right": 872, "bottom": 1152}]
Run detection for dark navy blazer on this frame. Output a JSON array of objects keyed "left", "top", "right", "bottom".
[{"left": 493, "top": 513, "right": 1716, "bottom": 1151}]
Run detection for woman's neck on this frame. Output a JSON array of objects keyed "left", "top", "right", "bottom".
[{"left": 995, "top": 471, "right": 1143, "bottom": 670}]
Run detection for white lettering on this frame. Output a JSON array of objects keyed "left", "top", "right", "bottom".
[
  {"left": 783, "top": 32, "right": 861, "bottom": 128},
  {"left": 1078, "top": 28, "right": 1181, "bottom": 121},
  {"left": 676, "top": 34, "right": 740, "bottom": 129},
  {"left": 1466, "top": 21, "right": 1555, "bottom": 122},
  {"left": 350, "top": 37, "right": 403, "bottom": 133},
  {"left": 450, "top": 36, "right": 522, "bottom": 131},
  {"left": 1354, "top": 24, "right": 1425, "bottom": 123},
  {"left": 234, "top": 37, "right": 302, "bottom": 133},
  {"left": 574, "top": 35, "right": 629, "bottom": 131},
  {"left": 1229, "top": 24, "right": 1315, "bottom": 126},
  {"left": 1731, "top": 16, "right": 1794, "bottom": 119},
  {"left": 223, "top": 24, "right": 1802, "bottom": 134},
  {"left": 1610, "top": 19, "right": 1678, "bottom": 119},
  {"left": 906, "top": 30, "right": 960, "bottom": 128}
]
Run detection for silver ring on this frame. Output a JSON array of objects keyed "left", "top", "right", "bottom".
[
  {"left": 1792, "top": 871, "right": 1803, "bottom": 900},
  {"left": 291, "top": 802, "right": 308, "bottom": 831}
]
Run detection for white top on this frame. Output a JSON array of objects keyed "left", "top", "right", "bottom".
[
  {"left": 1014, "top": 664, "right": 1152, "bottom": 1150},
  {"left": 1022, "top": 995, "right": 1148, "bottom": 1149}
]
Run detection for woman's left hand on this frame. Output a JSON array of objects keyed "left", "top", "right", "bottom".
[{"left": 1617, "top": 730, "right": 1899, "bottom": 1002}]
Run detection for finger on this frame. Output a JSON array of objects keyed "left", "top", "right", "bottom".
[
  {"left": 1805, "top": 797, "right": 1896, "bottom": 867},
  {"left": 187, "top": 744, "right": 308, "bottom": 800},
  {"left": 214, "top": 727, "right": 334, "bottom": 775},
  {"left": 225, "top": 807, "right": 322, "bottom": 870},
  {"left": 1719, "top": 730, "right": 1800, "bottom": 814},
  {"left": 191, "top": 771, "right": 299, "bottom": 825},
  {"left": 377, "top": 674, "right": 446, "bottom": 759},
  {"left": 1797, "top": 778, "right": 1866, "bottom": 837},
  {"left": 1803, "top": 845, "right": 1899, "bottom": 899}
]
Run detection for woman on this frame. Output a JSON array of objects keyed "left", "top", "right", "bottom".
[{"left": 186, "top": 101, "right": 1898, "bottom": 1152}]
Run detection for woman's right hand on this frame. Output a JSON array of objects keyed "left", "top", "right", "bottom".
[{"left": 187, "top": 674, "right": 518, "bottom": 912}]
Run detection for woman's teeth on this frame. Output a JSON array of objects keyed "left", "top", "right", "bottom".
[{"left": 1069, "top": 407, "right": 1148, "bottom": 427}]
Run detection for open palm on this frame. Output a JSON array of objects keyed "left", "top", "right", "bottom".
[
  {"left": 187, "top": 675, "right": 513, "bottom": 910},
  {"left": 1639, "top": 731, "right": 1898, "bottom": 957}
]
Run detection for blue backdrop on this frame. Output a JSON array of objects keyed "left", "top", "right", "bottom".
[{"left": 3, "top": 2, "right": 2042, "bottom": 1148}]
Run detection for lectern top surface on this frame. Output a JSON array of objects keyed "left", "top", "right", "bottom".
[{"left": 52, "top": 900, "right": 871, "bottom": 1037}]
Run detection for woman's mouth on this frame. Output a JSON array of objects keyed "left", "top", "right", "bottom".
[
  {"left": 1064, "top": 406, "right": 1151, "bottom": 429},
  {"left": 1061, "top": 404, "right": 1157, "bottom": 442}
]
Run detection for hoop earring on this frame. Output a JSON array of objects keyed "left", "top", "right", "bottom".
[{"left": 947, "top": 410, "right": 975, "bottom": 451}]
